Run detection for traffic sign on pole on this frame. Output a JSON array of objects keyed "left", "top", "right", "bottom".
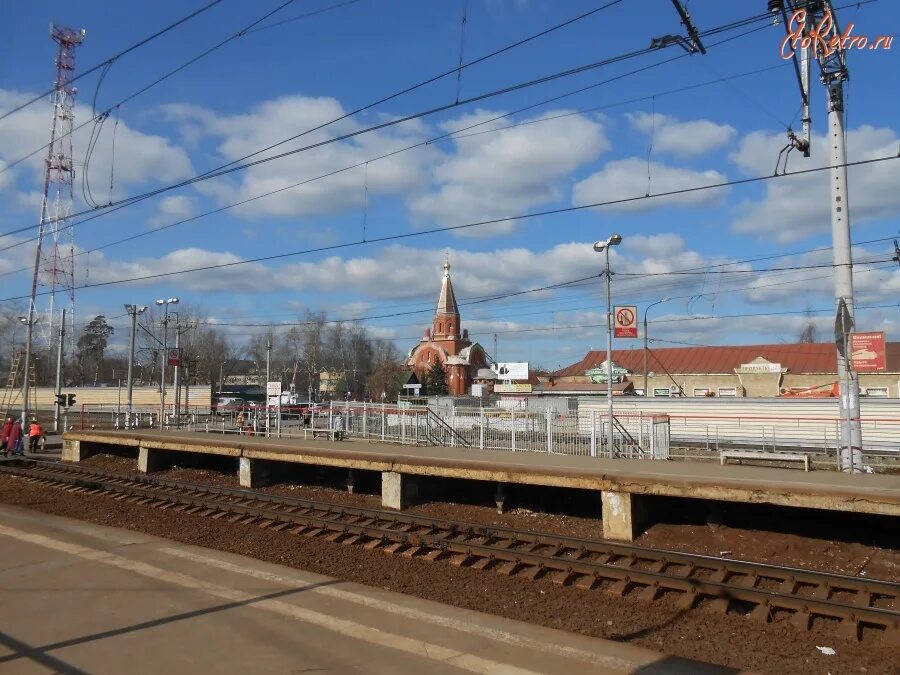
[{"left": 613, "top": 306, "right": 638, "bottom": 338}]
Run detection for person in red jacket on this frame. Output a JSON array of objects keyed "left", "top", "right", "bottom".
[
  {"left": 6, "top": 419, "right": 23, "bottom": 457},
  {"left": 1, "top": 417, "right": 13, "bottom": 456}
]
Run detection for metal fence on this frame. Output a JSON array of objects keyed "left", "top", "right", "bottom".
[
  {"left": 335, "top": 402, "right": 670, "bottom": 459},
  {"left": 72, "top": 401, "right": 668, "bottom": 460}
]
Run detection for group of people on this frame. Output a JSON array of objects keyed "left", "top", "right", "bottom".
[{"left": 1, "top": 417, "right": 44, "bottom": 456}]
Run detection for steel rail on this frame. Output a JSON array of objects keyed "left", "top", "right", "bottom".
[{"left": 1, "top": 459, "right": 897, "bottom": 642}]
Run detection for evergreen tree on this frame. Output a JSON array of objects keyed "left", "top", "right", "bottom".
[{"left": 424, "top": 360, "right": 448, "bottom": 395}]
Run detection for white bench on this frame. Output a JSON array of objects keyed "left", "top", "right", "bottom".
[{"left": 720, "top": 450, "right": 810, "bottom": 471}]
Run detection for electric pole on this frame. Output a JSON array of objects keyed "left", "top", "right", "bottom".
[
  {"left": 124, "top": 304, "right": 147, "bottom": 428},
  {"left": 770, "top": 0, "right": 861, "bottom": 472},
  {"left": 53, "top": 309, "right": 65, "bottom": 432}
]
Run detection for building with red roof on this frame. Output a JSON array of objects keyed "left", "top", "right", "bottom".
[{"left": 548, "top": 342, "right": 900, "bottom": 398}]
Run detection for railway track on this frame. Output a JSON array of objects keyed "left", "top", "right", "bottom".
[{"left": 1, "top": 458, "right": 897, "bottom": 644}]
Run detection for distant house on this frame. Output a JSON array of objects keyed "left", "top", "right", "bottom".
[{"left": 550, "top": 342, "right": 900, "bottom": 398}]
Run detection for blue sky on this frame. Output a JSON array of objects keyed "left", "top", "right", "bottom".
[{"left": 1, "top": 0, "right": 898, "bottom": 368}]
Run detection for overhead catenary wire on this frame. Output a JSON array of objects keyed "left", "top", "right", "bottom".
[
  {"left": 0, "top": 0, "right": 227, "bottom": 122},
  {"left": 211, "top": 300, "right": 900, "bottom": 344},
  {"left": 0, "top": 59, "right": 793, "bottom": 269},
  {"left": 0, "top": 6, "right": 776, "bottom": 239},
  {"left": 0, "top": 26, "right": 803, "bottom": 259},
  {"left": 1, "top": 152, "right": 897, "bottom": 304},
  {"left": 185, "top": 260, "right": 898, "bottom": 331},
  {"left": 0, "top": 0, "right": 306, "bottom": 178}
]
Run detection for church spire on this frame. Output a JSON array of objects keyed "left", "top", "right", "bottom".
[{"left": 433, "top": 259, "right": 460, "bottom": 339}]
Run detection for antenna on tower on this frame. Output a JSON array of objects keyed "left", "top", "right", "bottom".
[{"left": 21, "top": 23, "right": 85, "bottom": 423}]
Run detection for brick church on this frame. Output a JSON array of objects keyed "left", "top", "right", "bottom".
[{"left": 407, "top": 261, "right": 489, "bottom": 396}]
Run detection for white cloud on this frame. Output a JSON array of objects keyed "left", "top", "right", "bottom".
[
  {"left": 77, "top": 248, "right": 278, "bottom": 293},
  {"left": 737, "top": 246, "right": 900, "bottom": 306},
  {"left": 628, "top": 112, "right": 736, "bottom": 157},
  {"left": 0, "top": 89, "right": 193, "bottom": 205},
  {"left": 729, "top": 125, "right": 900, "bottom": 242},
  {"left": 410, "top": 109, "right": 608, "bottom": 237},
  {"left": 161, "top": 95, "right": 438, "bottom": 220},
  {"left": 572, "top": 158, "right": 729, "bottom": 212},
  {"left": 149, "top": 196, "right": 195, "bottom": 229},
  {"left": 68, "top": 234, "right": 734, "bottom": 305}
]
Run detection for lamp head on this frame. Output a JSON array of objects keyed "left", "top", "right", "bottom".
[
  {"left": 124, "top": 304, "right": 133, "bottom": 312},
  {"left": 593, "top": 233, "right": 623, "bottom": 252},
  {"left": 168, "top": 297, "right": 179, "bottom": 304},
  {"left": 155, "top": 299, "right": 165, "bottom": 306},
  {"left": 19, "top": 316, "right": 27, "bottom": 323}
]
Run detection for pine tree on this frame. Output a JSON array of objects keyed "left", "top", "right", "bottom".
[{"left": 424, "top": 360, "right": 448, "bottom": 395}]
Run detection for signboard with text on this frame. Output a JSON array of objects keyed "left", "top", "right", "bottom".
[
  {"left": 493, "top": 362, "right": 529, "bottom": 381},
  {"left": 613, "top": 306, "right": 638, "bottom": 338},
  {"left": 850, "top": 331, "right": 886, "bottom": 372},
  {"left": 167, "top": 348, "right": 181, "bottom": 366},
  {"left": 494, "top": 383, "right": 533, "bottom": 393},
  {"left": 266, "top": 381, "right": 283, "bottom": 397}
]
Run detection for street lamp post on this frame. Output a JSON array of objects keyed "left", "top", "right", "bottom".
[
  {"left": 593, "top": 234, "right": 622, "bottom": 458},
  {"left": 18, "top": 314, "right": 33, "bottom": 427},
  {"left": 643, "top": 298, "right": 670, "bottom": 397},
  {"left": 155, "top": 298, "right": 179, "bottom": 428},
  {"left": 124, "top": 304, "right": 147, "bottom": 428}
]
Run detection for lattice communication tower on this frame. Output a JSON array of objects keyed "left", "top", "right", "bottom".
[{"left": 30, "top": 23, "right": 85, "bottom": 353}]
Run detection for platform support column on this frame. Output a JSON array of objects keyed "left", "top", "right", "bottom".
[
  {"left": 495, "top": 483, "right": 506, "bottom": 514},
  {"left": 239, "top": 457, "right": 272, "bottom": 488},
  {"left": 61, "top": 438, "right": 82, "bottom": 462},
  {"left": 61, "top": 439, "right": 106, "bottom": 462},
  {"left": 601, "top": 490, "right": 645, "bottom": 542},
  {"left": 138, "top": 446, "right": 166, "bottom": 473},
  {"left": 381, "top": 471, "right": 418, "bottom": 510}
]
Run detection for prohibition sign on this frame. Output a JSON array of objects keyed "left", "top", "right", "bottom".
[
  {"left": 614, "top": 305, "right": 638, "bottom": 338},
  {"left": 616, "top": 308, "right": 634, "bottom": 326}
]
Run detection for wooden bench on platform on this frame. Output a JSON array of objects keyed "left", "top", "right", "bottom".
[{"left": 720, "top": 450, "right": 810, "bottom": 472}]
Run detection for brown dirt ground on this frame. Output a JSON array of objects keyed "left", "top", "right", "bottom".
[
  {"left": 72, "top": 455, "right": 900, "bottom": 581},
  {"left": 0, "top": 470, "right": 897, "bottom": 673}
]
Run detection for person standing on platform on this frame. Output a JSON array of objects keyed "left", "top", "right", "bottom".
[
  {"left": 333, "top": 411, "right": 345, "bottom": 441},
  {"left": 1, "top": 417, "right": 12, "bottom": 456},
  {"left": 28, "top": 419, "right": 44, "bottom": 453},
  {"left": 7, "top": 419, "right": 23, "bottom": 456}
]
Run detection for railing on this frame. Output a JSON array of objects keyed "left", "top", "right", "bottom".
[
  {"left": 335, "top": 401, "right": 669, "bottom": 459},
  {"left": 586, "top": 398, "right": 900, "bottom": 455}
]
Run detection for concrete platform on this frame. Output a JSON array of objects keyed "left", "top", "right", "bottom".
[
  {"left": 62, "top": 429, "right": 900, "bottom": 541},
  {"left": 0, "top": 506, "right": 730, "bottom": 674}
]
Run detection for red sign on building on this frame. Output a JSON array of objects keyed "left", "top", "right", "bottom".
[
  {"left": 613, "top": 306, "right": 638, "bottom": 338},
  {"left": 849, "top": 331, "right": 886, "bottom": 372}
]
